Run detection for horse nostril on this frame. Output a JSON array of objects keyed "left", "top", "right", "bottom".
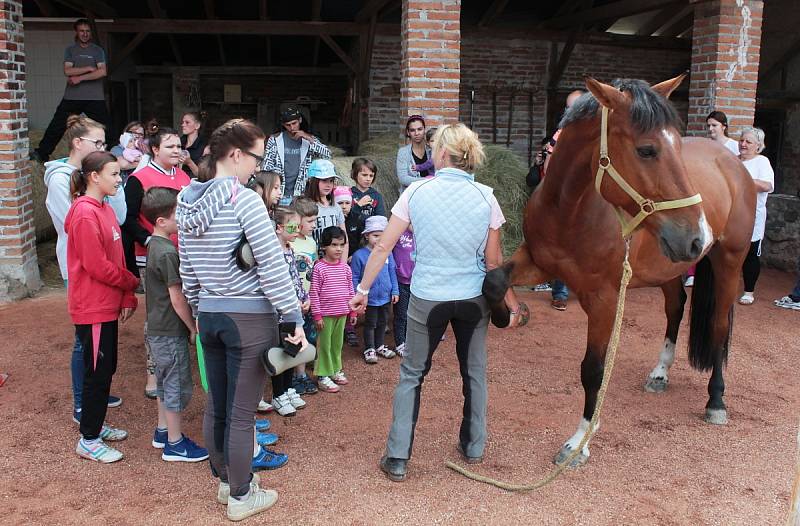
[{"left": 689, "top": 236, "right": 703, "bottom": 259}]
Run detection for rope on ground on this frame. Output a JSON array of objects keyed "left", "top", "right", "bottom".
[{"left": 445, "top": 242, "right": 634, "bottom": 491}]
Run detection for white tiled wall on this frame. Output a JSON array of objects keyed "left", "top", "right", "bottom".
[{"left": 25, "top": 30, "right": 74, "bottom": 131}]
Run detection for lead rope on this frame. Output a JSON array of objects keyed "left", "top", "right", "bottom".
[{"left": 445, "top": 238, "right": 633, "bottom": 491}]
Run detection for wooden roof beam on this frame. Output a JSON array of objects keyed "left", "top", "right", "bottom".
[
  {"left": 109, "top": 31, "right": 148, "bottom": 72},
  {"left": 52, "top": 0, "right": 117, "bottom": 17},
  {"left": 659, "top": 9, "right": 693, "bottom": 38},
  {"left": 93, "top": 19, "right": 378, "bottom": 36},
  {"left": 259, "top": 0, "right": 271, "bottom": 66},
  {"left": 355, "top": 0, "right": 396, "bottom": 23},
  {"left": 478, "top": 0, "right": 510, "bottom": 28},
  {"left": 636, "top": 3, "right": 687, "bottom": 36},
  {"left": 147, "top": 0, "right": 183, "bottom": 66},
  {"left": 32, "top": 0, "right": 57, "bottom": 17},
  {"left": 312, "top": 0, "right": 323, "bottom": 67},
  {"left": 204, "top": 0, "right": 227, "bottom": 66},
  {"left": 759, "top": 35, "right": 800, "bottom": 83},
  {"left": 320, "top": 34, "right": 357, "bottom": 73},
  {"left": 545, "top": 0, "right": 684, "bottom": 29}
]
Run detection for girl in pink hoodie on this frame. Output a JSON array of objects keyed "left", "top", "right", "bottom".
[{"left": 65, "top": 151, "right": 139, "bottom": 463}]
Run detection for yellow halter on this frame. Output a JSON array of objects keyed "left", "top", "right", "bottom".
[{"left": 595, "top": 106, "right": 703, "bottom": 238}]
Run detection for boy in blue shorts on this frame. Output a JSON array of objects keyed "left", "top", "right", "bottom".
[{"left": 142, "top": 187, "right": 208, "bottom": 462}]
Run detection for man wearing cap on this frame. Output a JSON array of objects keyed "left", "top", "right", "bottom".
[
  {"left": 263, "top": 106, "right": 332, "bottom": 202},
  {"left": 395, "top": 115, "right": 432, "bottom": 193}
]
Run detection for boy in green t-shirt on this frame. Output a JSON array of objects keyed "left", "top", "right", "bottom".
[
  {"left": 289, "top": 197, "right": 319, "bottom": 395},
  {"left": 142, "top": 187, "right": 208, "bottom": 463}
]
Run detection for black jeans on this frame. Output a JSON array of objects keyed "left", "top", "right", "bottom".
[
  {"left": 364, "top": 303, "right": 389, "bottom": 350},
  {"left": 76, "top": 321, "right": 118, "bottom": 440},
  {"left": 742, "top": 240, "right": 761, "bottom": 292},
  {"left": 36, "top": 98, "right": 111, "bottom": 160}
]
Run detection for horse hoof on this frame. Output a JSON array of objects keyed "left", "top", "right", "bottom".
[
  {"left": 553, "top": 446, "right": 588, "bottom": 468},
  {"left": 704, "top": 408, "right": 728, "bottom": 425},
  {"left": 644, "top": 377, "right": 668, "bottom": 393}
]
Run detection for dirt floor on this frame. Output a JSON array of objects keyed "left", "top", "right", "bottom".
[{"left": 0, "top": 261, "right": 798, "bottom": 525}]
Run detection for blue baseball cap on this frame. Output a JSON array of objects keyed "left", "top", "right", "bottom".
[{"left": 308, "top": 159, "right": 338, "bottom": 180}]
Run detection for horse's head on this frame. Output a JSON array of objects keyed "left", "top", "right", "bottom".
[{"left": 564, "top": 74, "right": 709, "bottom": 262}]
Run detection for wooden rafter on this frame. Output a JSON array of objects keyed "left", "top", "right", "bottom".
[
  {"left": 32, "top": 0, "right": 57, "bottom": 17},
  {"left": 147, "top": 0, "right": 183, "bottom": 65},
  {"left": 636, "top": 3, "right": 687, "bottom": 36},
  {"left": 204, "top": 0, "right": 227, "bottom": 66},
  {"left": 359, "top": 14, "right": 377, "bottom": 98},
  {"left": 109, "top": 31, "right": 148, "bottom": 72},
  {"left": 548, "top": 30, "right": 579, "bottom": 89},
  {"left": 312, "top": 0, "right": 323, "bottom": 67},
  {"left": 545, "top": 0, "right": 683, "bottom": 29},
  {"left": 659, "top": 8, "right": 693, "bottom": 38},
  {"left": 89, "top": 19, "right": 374, "bottom": 36},
  {"left": 355, "top": 0, "right": 395, "bottom": 23},
  {"left": 320, "top": 34, "right": 357, "bottom": 73},
  {"left": 52, "top": 0, "right": 116, "bottom": 17},
  {"left": 136, "top": 65, "right": 349, "bottom": 76},
  {"left": 259, "top": 0, "right": 271, "bottom": 66},
  {"left": 478, "top": 0, "right": 510, "bottom": 28}
]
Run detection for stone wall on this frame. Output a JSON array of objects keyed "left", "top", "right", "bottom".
[{"left": 762, "top": 194, "right": 800, "bottom": 271}]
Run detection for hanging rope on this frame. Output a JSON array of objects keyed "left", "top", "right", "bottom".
[{"left": 445, "top": 240, "right": 633, "bottom": 491}]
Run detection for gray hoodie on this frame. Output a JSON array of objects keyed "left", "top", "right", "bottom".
[
  {"left": 176, "top": 176, "right": 302, "bottom": 323},
  {"left": 44, "top": 158, "right": 127, "bottom": 280}
]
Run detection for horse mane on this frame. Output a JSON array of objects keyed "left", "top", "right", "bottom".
[{"left": 558, "top": 78, "right": 682, "bottom": 134}]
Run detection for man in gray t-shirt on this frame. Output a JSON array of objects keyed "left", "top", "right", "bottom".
[
  {"left": 282, "top": 132, "right": 303, "bottom": 196},
  {"left": 32, "top": 19, "right": 111, "bottom": 163}
]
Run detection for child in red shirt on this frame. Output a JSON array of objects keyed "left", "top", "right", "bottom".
[{"left": 65, "top": 151, "right": 139, "bottom": 463}]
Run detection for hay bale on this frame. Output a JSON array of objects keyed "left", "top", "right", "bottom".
[
  {"left": 29, "top": 130, "right": 70, "bottom": 243},
  {"left": 474, "top": 145, "right": 529, "bottom": 258}
]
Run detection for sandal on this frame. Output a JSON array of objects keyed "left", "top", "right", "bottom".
[{"left": 738, "top": 294, "right": 754, "bottom": 305}]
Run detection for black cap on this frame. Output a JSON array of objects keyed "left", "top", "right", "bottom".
[{"left": 280, "top": 106, "right": 302, "bottom": 123}]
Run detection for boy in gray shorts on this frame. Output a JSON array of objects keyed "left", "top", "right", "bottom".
[{"left": 142, "top": 187, "right": 209, "bottom": 462}]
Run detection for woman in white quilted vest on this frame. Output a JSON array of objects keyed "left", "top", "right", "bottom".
[{"left": 350, "top": 122, "right": 519, "bottom": 482}]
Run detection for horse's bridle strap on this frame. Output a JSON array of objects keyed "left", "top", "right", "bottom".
[{"left": 595, "top": 106, "right": 702, "bottom": 238}]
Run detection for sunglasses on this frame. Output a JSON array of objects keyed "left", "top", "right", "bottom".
[
  {"left": 243, "top": 150, "right": 265, "bottom": 165},
  {"left": 80, "top": 137, "right": 107, "bottom": 150},
  {"left": 282, "top": 223, "right": 300, "bottom": 234}
]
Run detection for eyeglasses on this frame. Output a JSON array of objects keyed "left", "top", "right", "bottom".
[
  {"left": 80, "top": 137, "right": 106, "bottom": 150},
  {"left": 243, "top": 150, "right": 265, "bottom": 165},
  {"left": 283, "top": 223, "right": 300, "bottom": 234}
]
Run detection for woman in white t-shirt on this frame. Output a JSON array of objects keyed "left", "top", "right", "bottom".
[
  {"left": 738, "top": 126, "right": 775, "bottom": 305},
  {"left": 707, "top": 110, "right": 740, "bottom": 155}
]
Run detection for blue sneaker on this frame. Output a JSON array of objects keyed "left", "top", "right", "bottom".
[
  {"left": 291, "top": 375, "right": 306, "bottom": 395},
  {"left": 254, "top": 419, "right": 271, "bottom": 432},
  {"left": 256, "top": 432, "right": 279, "bottom": 446},
  {"left": 162, "top": 435, "right": 209, "bottom": 463},
  {"left": 252, "top": 447, "right": 288, "bottom": 470},
  {"left": 107, "top": 395, "right": 122, "bottom": 408},
  {"left": 72, "top": 408, "right": 82, "bottom": 424},
  {"left": 295, "top": 374, "right": 318, "bottom": 395},
  {"left": 152, "top": 428, "right": 168, "bottom": 449}
]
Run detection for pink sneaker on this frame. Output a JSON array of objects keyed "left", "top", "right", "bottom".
[
  {"left": 332, "top": 371, "right": 349, "bottom": 385},
  {"left": 317, "top": 376, "right": 340, "bottom": 393}
]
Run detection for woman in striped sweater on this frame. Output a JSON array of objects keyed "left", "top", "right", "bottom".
[{"left": 176, "top": 118, "right": 307, "bottom": 522}]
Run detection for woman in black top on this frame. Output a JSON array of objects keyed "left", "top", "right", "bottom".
[{"left": 179, "top": 111, "right": 207, "bottom": 178}]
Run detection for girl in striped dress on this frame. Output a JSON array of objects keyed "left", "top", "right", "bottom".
[{"left": 309, "top": 226, "right": 358, "bottom": 393}]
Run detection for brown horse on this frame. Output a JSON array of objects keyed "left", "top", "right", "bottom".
[{"left": 484, "top": 74, "right": 756, "bottom": 467}]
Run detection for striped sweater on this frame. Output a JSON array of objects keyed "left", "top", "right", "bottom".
[
  {"left": 309, "top": 258, "right": 356, "bottom": 321},
  {"left": 176, "top": 175, "right": 302, "bottom": 324}
]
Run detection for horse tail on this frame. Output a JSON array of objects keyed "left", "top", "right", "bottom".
[{"left": 688, "top": 255, "right": 730, "bottom": 371}]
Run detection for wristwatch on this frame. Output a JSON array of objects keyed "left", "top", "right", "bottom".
[{"left": 356, "top": 284, "right": 370, "bottom": 296}]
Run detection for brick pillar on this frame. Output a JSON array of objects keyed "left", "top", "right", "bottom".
[
  {"left": 687, "top": 0, "right": 764, "bottom": 137},
  {"left": 0, "top": 0, "right": 40, "bottom": 301},
  {"left": 400, "top": 0, "right": 461, "bottom": 128}
]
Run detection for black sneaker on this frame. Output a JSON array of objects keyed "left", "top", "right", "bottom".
[
  {"left": 291, "top": 374, "right": 306, "bottom": 395},
  {"left": 345, "top": 329, "right": 359, "bottom": 347},
  {"left": 379, "top": 455, "right": 407, "bottom": 482},
  {"left": 302, "top": 374, "right": 318, "bottom": 395}
]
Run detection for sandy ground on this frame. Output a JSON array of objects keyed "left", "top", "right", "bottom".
[{"left": 0, "top": 264, "right": 798, "bottom": 525}]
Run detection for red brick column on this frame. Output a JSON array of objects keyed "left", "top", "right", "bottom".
[
  {"left": 400, "top": 0, "right": 461, "bottom": 128},
  {"left": 0, "top": 0, "right": 40, "bottom": 300},
  {"left": 687, "top": 0, "right": 763, "bottom": 137}
]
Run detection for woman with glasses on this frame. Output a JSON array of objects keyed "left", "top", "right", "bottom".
[
  {"left": 177, "top": 119, "right": 307, "bottom": 520},
  {"left": 121, "top": 122, "right": 191, "bottom": 399},
  {"left": 44, "top": 113, "right": 126, "bottom": 425}
]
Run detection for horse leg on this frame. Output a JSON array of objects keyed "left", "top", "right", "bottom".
[
  {"left": 483, "top": 243, "right": 546, "bottom": 328},
  {"left": 645, "top": 277, "right": 687, "bottom": 393},
  {"left": 554, "top": 290, "right": 615, "bottom": 468}
]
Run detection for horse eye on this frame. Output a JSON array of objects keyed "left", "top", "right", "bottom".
[{"left": 636, "top": 146, "right": 657, "bottom": 159}]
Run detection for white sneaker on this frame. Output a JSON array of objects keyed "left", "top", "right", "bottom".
[
  {"left": 270, "top": 394, "right": 296, "bottom": 417},
  {"left": 395, "top": 343, "right": 406, "bottom": 357},
  {"left": 775, "top": 295, "right": 800, "bottom": 310},
  {"left": 285, "top": 388, "right": 306, "bottom": 409},
  {"left": 227, "top": 483, "right": 278, "bottom": 521},
  {"left": 76, "top": 438, "right": 123, "bottom": 463},
  {"left": 218, "top": 474, "right": 260, "bottom": 505},
  {"left": 257, "top": 399, "right": 273, "bottom": 413}
]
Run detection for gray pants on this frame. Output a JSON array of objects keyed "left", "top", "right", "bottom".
[
  {"left": 199, "top": 311, "right": 278, "bottom": 498},
  {"left": 385, "top": 294, "right": 489, "bottom": 460}
]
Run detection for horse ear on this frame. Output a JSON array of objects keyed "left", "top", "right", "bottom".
[
  {"left": 584, "top": 76, "right": 627, "bottom": 110},
  {"left": 651, "top": 72, "right": 688, "bottom": 99}
]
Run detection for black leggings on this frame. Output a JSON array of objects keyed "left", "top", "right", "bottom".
[
  {"left": 364, "top": 303, "right": 389, "bottom": 350},
  {"left": 76, "top": 321, "right": 118, "bottom": 441},
  {"left": 270, "top": 369, "right": 292, "bottom": 399},
  {"left": 742, "top": 240, "right": 761, "bottom": 292}
]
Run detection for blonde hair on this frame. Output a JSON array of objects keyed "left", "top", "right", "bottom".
[
  {"left": 431, "top": 123, "right": 485, "bottom": 172},
  {"left": 64, "top": 114, "right": 104, "bottom": 151},
  {"left": 739, "top": 126, "right": 766, "bottom": 153}
]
